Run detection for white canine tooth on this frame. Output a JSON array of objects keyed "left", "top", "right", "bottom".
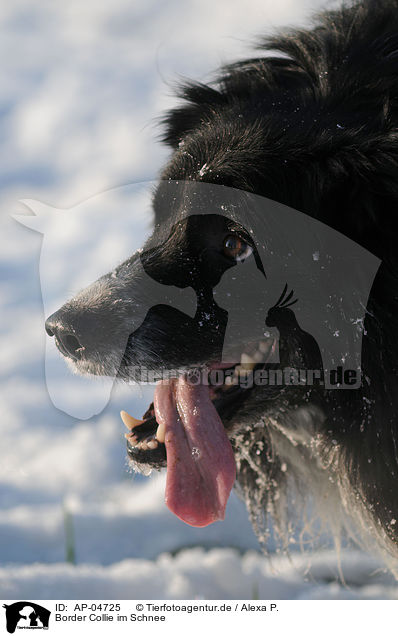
[
  {"left": 156, "top": 421, "right": 166, "bottom": 444},
  {"left": 240, "top": 353, "right": 256, "bottom": 370},
  {"left": 236, "top": 364, "right": 254, "bottom": 378},
  {"left": 240, "top": 353, "right": 255, "bottom": 365},
  {"left": 120, "top": 410, "right": 145, "bottom": 430},
  {"left": 125, "top": 432, "right": 138, "bottom": 446}
]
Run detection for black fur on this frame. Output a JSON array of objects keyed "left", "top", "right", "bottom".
[
  {"left": 158, "top": 0, "right": 398, "bottom": 556},
  {"left": 46, "top": 0, "right": 398, "bottom": 561}
]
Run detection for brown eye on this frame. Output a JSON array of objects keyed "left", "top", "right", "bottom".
[{"left": 223, "top": 235, "right": 253, "bottom": 261}]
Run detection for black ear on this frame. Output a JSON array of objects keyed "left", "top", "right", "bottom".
[{"left": 161, "top": 81, "right": 227, "bottom": 148}]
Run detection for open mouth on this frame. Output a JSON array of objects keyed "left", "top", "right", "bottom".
[{"left": 120, "top": 338, "right": 276, "bottom": 527}]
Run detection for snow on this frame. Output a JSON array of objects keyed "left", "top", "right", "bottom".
[
  {"left": 1, "top": 549, "right": 398, "bottom": 600},
  {"left": 2, "top": 0, "right": 398, "bottom": 601}
]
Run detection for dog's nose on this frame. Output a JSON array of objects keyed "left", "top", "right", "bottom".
[{"left": 45, "top": 311, "right": 85, "bottom": 360}]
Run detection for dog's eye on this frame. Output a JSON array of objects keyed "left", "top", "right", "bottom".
[{"left": 223, "top": 235, "right": 253, "bottom": 261}]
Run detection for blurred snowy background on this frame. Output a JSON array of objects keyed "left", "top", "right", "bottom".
[{"left": 1, "top": 0, "right": 398, "bottom": 599}]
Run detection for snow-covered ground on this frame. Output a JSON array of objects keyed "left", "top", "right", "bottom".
[{"left": 2, "top": 0, "right": 398, "bottom": 600}]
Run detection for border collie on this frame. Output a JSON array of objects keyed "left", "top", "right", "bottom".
[{"left": 46, "top": 0, "right": 398, "bottom": 563}]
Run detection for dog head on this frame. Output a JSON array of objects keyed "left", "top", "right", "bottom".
[{"left": 45, "top": 0, "right": 398, "bottom": 549}]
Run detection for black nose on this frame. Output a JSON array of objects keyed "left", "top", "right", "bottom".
[{"left": 45, "top": 312, "right": 85, "bottom": 360}]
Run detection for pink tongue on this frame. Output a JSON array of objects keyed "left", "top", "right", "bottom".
[{"left": 154, "top": 376, "right": 236, "bottom": 527}]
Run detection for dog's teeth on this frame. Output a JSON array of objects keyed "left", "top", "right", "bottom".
[
  {"left": 120, "top": 410, "right": 145, "bottom": 430},
  {"left": 241, "top": 353, "right": 255, "bottom": 365},
  {"left": 126, "top": 431, "right": 158, "bottom": 451},
  {"left": 125, "top": 432, "right": 138, "bottom": 446},
  {"left": 239, "top": 353, "right": 256, "bottom": 371},
  {"left": 156, "top": 421, "right": 166, "bottom": 444},
  {"left": 235, "top": 364, "right": 254, "bottom": 378}
]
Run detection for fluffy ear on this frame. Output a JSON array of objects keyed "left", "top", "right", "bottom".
[
  {"left": 12, "top": 199, "right": 59, "bottom": 234},
  {"left": 161, "top": 81, "right": 227, "bottom": 148}
]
